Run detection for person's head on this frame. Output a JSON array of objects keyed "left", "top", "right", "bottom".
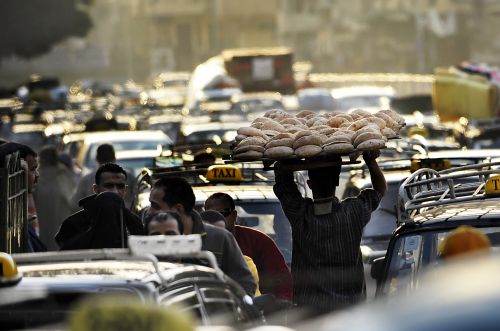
[
  {"left": 58, "top": 152, "right": 74, "bottom": 172},
  {"left": 93, "top": 163, "right": 128, "bottom": 198},
  {"left": 148, "top": 177, "right": 195, "bottom": 218},
  {"left": 146, "top": 212, "right": 184, "bottom": 236},
  {"left": 96, "top": 143, "right": 116, "bottom": 165},
  {"left": 200, "top": 210, "right": 227, "bottom": 230},
  {"left": 204, "top": 193, "right": 236, "bottom": 233},
  {"left": 0, "top": 142, "right": 39, "bottom": 192},
  {"left": 439, "top": 225, "right": 491, "bottom": 259},
  {"left": 307, "top": 159, "right": 342, "bottom": 200},
  {"left": 193, "top": 152, "right": 215, "bottom": 168},
  {"left": 39, "top": 145, "right": 59, "bottom": 167}
]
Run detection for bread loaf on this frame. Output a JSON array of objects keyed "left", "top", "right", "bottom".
[
  {"left": 328, "top": 116, "right": 349, "bottom": 128},
  {"left": 295, "top": 130, "right": 314, "bottom": 140},
  {"left": 380, "top": 109, "right": 405, "bottom": 126},
  {"left": 365, "top": 116, "right": 386, "bottom": 129},
  {"left": 356, "top": 139, "right": 386, "bottom": 151},
  {"left": 296, "top": 110, "right": 316, "bottom": 118},
  {"left": 265, "top": 138, "right": 295, "bottom": 149},
  {"left": 353, "top": 131, "right": 384, "bottom": 147},
  {"left": 374, "top": 112, "right": 399, "bottom": 130},
  {"left": 233, "top": 150, "right": 263, "bottom": 160},
  {"left": 350, "top": 109, "right": 372, "bottom": 118},
  {"left": 235, "top": 134, "right": 247, "bottom": 142},
  {"left": 295, "top": 145, "right": 322, "bottom": 158},
  {"left": 237, "top": 127, "right": 268, "bottom": 139},
  {"left": 351, "top": 125, "right": 381, "bottom": 143},
  {"left": 323, "top": 142, "right": 354, "bottom": 154},
  {"left": 293, "top": 135, "right": 323, "bottom": 149},
  {"left": 262, "top": 130, "right": 280, "bottom": 137},
  {"left": 264, "top": 146, "right": 294, "bottom": 159},
  {"left": 348, "top": 119, "right": 370, "bottom": 132},
  {"left": 324, "top": 135, "right": 351, "bottom": 145},
  {"left": 233, "top": 145, "right": 265, "bottom": 153},
  {"left": 382, "top": 127, "right": 397, "bottom": 138},
  {"left": 238, "top": 136, "right": 267, "bottom": 147}
]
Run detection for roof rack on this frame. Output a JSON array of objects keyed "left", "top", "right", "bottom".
[
  {"left": 397, "top": 161, "right": 500, "bottom": 223},
  {"left": 12, "top": 248, "right": 225, "bottom": 283},
  {"left": 136, "top": 162, "right": 274, "bottom": 187}
]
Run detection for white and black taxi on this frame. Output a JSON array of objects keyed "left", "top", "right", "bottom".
[
  {"left": 371, "top": 161, "right": 500, "bottom": 299},
  {"left": 135, "top": 164, "right": 297, "bottom": 265},
  {"left": 0, "top": 235, "right": 263, "bottom": 329}
]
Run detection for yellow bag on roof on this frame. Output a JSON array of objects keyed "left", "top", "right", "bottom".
[{"left": 433, "top": 68, "right": 498, "bottom": 122}]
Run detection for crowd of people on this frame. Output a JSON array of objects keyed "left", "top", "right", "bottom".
[{"left": 0, "top": 139, "right": 392, "bottom": 314}]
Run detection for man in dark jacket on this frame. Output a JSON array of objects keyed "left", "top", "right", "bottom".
[
  {"left": 147, "top": 176, "right": 256, "bottom": 296},
  {"left": 55, "top": 163, "right": 144, "bottom": 249}
]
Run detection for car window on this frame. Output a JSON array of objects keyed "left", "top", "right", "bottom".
[
  {"left": 236, "top": 202, "right": 292, "bottom": 265},
  {"left": 383, "top": 234, "right": 424, "bottom": 298},
  {"left": 382, "top": 226, "right": 500, "bottom": 298},
  {"left": 195, "top": 200, "right": 292, "bottom": 265}
]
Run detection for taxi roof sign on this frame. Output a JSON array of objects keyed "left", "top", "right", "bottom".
[
  {"left": 410, "top": 158, "right": 451, "bottom": 173},
  {"left": 205, "top": 165, "right": 242, "bottom": 182},
  {"left": 128, "top": 235, "right": 202, "bottom": 257},
  {"left": 0, "top": 252, "right": 21, "bottom": 287},
  {"left": 485, "top": 176, "right": 500, "bottom": 196}
]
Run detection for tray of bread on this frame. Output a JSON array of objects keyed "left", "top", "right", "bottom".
[{"left": 230, "top": 108, "right": 405, "bottom": 162}]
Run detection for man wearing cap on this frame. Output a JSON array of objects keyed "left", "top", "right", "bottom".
[{"left": 273, "top": 152, "right": 386, "bottom": 314}]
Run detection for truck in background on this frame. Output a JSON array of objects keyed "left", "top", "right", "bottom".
[{"left": 222, "top": 47, "right": 296, "bottom": 95}]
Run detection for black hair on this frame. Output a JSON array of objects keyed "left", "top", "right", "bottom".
[
  {"left": 145, "top": 211, "right": 184, "bottom": 234},
  {"left": 96, "top": 143, "right": 116, "bottom": 164},
  {"left": 307, "top": 163, "right": 341, "bottom": 200},
  {"left": 39, "top": 145, "right": 59, "bottom": 167},
  {"left": 200, "top": 210, "right": 226, "bottom": 225},
  {"left": 95, "top": 163, "right": 127, "bottom": 185},
  {"left": 205, "top": 192, "right": 235, "bottom": 210},
  {"left": 0, "top": 142, "right": 37, "bottom": 166},
  {"left": 0, "top": 142, "right": 37, "bottom": 159},
  {"left": 153, "top": 176, "right": 195, "bottom": 213}
]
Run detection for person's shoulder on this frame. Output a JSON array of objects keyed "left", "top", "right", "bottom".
[
  {"left": 236, "top": 225, "right": 273, "bottom": 240},
  {"left": 204, "top": 222, "right": 233, "bottom": 239},
  {"left": 62, "top": 209, "right": 88, "bottom": 225}
]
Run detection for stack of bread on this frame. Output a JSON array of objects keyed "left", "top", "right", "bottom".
[{"left": 232, "top": 108, "right": 405, "bottom": 161}]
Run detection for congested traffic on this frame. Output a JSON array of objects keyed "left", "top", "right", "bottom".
[{"left": 2, "top": 2, "right": 500, "bottom": 330}]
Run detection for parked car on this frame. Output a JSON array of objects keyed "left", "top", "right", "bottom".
[{"left": 2, "top": 238, "right": 263, "bottom": 329}]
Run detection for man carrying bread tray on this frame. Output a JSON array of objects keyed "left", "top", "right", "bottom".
[{"left": 273, "top": 150, "right": 386, "bottom": 314}]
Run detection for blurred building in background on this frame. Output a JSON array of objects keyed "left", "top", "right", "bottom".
[{"left": 1, "top": 0, "right": 500, "bottom": 85}]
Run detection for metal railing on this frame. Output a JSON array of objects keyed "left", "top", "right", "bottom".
[
  {"left": 397, "top": 161, "right": 500, "bottom": 223},
  {"left": 0, "top": 152, "right": 28, "bottom": 253}
]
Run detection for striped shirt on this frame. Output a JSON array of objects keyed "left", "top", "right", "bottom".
[{"left": 273, "top": 172, "right": 381, "bottom": 313}]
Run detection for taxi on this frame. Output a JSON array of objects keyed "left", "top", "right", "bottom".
[
  {"left": 371, "top": 161, "right": 500, "bottom": 299},
  {"left": 135, "top": 164, "right": 295, "bottom": 265},
  {"left": 0, "top": 235, "right": 263, "bottom": 329}
]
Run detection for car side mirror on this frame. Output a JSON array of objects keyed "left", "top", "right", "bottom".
[{"left": 371, "top": 257, "right": 386, "bottom": 281}]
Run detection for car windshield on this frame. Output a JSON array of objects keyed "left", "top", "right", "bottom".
[
  {"left": 85, "top": 140, "right": 164, "bottom": 168},
  {"left": 381, "top": 226, "right": 500, "bottom": 298},
  {"left": 117, "top": 157, "right": 156, "bottom": 178},
  {"left": 333, "top": 95, "right": 391, "bottom": 112}
]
